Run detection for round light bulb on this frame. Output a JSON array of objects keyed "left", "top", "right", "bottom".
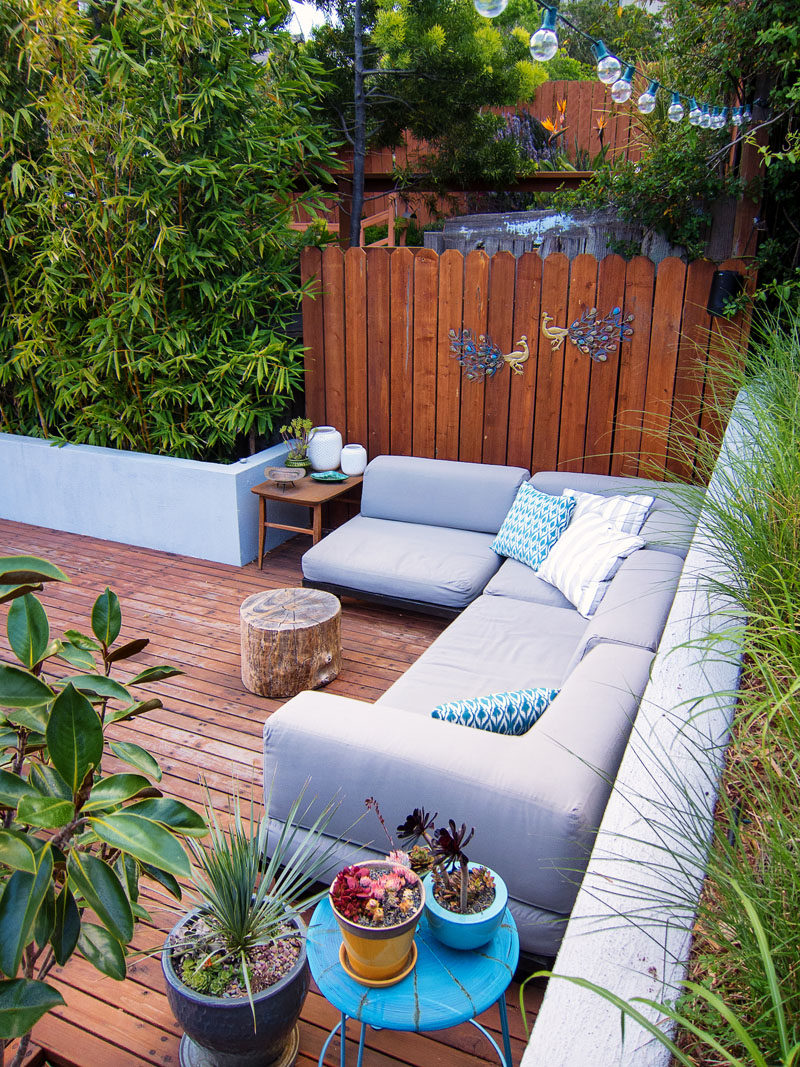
[
  {"left": 731, "top": 107, "right": 743, "bottom": 126},
  {"left": 700, "top": 106, "right": 711, "bottom": 129},
  {"left": 667, "top": 93, "right": 684, "bottom": 123},
  {"left": 718, "top": 108, "right": 729, "bottom": 129},
  {"left": 529, "top": 8, "right": 559, "bottom": 62},
  {"left": 688, "top": 98, "right": 702, "bottom": 125},
  {"left": 473, "top": 0, "right": 508, "bottom": 15},
  {"left": 637, "top": 80, "right": 659, "bottom": 115},
  {"left": 594, "top": 42, "right": 621, "bottom": 85},
  {"left": 713, "top": 109, "right": 724, "bottom": 130},
  {"left": 611, "top": 64, "right": 634, "bottom": 104},
  {"left": 742, "top": 106, "right": 752, "bottom": 124}
]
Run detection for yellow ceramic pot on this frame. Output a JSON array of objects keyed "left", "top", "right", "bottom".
[{"left": 330, "top": 861, "right": 425, "bottom": 984}]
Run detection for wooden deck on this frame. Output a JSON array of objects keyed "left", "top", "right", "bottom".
[{"left": 0, "top": 519, "right": 544, "bottom": 1067}]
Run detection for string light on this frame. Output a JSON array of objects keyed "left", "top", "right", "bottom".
[
  {"left": 473, "top": 0, "right": 509, "bottom": 15},
  {"left": 667, "top": 92, "right": 685, "bottom": 123},
  {"left": 611, "top": 64, "right": 635, "bottom": 105},
  {"left": 637, "top": 79, "right": 659, "bottom": 114},
  {"left": 594, "top": 41, "right": 622, "bottom": 86},
  {"left": 529, "top": 7, "right": 559, "bottom": 63},
  {"left": 477, "top": 0, "right": 759, "bottom": 130}
]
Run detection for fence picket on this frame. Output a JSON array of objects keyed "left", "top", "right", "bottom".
[
  {"left": 559, "top": 253, "right": 598, "bottom": 470},
  {"left": 459, "top": 251, "right": 490, "bottom": 463},
  {"left": 390, "top": 247, "right": 415, "bottom": 455},
  {"left": 640, "top": 257, "right": 687, "bottom": 475},
  {"left": 483, "top": 251, "right": 517, "bottom": 466},
  {"left": 344, "top": 248, "right": 368, "bottom": 449},
  {"left": 412, "top": 249, "right": 440, "bottom": 457},
  {"left": 585, "top": 253, "right": 628, "bottom": 474},
  {"left": 532, "top": 252, "right": 570, "bottom": 472},
  {"left": 613, "top": 256, "right": 656, "bottom": 477},
  {"left": 300, "top": 247, "right": 325, "bottom": 426},
  {"left": 507, "top": 252, "right": 542, "bottom": 472},
  {"left": 435, "top": 250, "right": 464, "bottom": 461},
  {"left": 366, "top": 248, "right": 392, "bottom": 459},
  {"left": 321, "top": 245, "right": 347, "bottom": 432}
]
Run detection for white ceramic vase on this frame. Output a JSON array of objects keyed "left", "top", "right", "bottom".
[
  {"left": 308, "top": 426, "right": 342, "bottom": 471},
  {"left": 340, "top": 444, "right": 368, "bottom": 476}
]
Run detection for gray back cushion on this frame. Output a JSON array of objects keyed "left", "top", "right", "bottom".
[{"left": 361, "top": 455, "right": 529, "bottom": 534}]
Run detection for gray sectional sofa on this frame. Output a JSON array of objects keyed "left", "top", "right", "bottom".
[{"left": 263, "top": 456, "right": 695, "bottom": 957}]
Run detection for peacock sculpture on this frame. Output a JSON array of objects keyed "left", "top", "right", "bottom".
[
  {"left": 449, "top": 329, "right": 530, "bottom": 382},
  {"left": 541, "top": 306, "right": 634, "bottom": 362}
]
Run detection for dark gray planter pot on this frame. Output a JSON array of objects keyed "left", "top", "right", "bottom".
[{"left": 162, "top": 911, "right": 310, "bottom": 1067}]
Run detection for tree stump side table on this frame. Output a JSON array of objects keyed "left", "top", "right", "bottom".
[{"left": 240, "top": 588, "right": 342, "bottom": 698}]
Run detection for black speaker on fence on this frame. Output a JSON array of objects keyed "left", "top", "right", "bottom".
[{"left": 707, "top": 270, "right": 744, "bottom": 317}]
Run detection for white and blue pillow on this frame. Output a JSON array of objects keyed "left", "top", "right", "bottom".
[
  {"left": 563, "top": 488, "right": 654, "bottom": 535},
  {"left": 432, "top": 687, "right": 559, "bottom": 736},
  {"left": 536, "top": 511, "right": 645, "bottom": 617},
  {"left": 491, "top": 484, "right": 575, "bottom": 569}
]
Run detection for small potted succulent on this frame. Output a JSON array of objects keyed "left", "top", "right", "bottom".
[
  {"left": 395, "top": 807, "right": 508, "bottom": 951},
  {"left": 279, "top": 417, "right": 316, "bottom": 470},
  {"left": 162, "top": 783, "right": 341, "bottom": 1067},
  {"left": 329, "top": 855, "right": 424, "bottom": 985}
]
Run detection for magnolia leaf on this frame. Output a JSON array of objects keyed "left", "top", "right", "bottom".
[
  {"left": 17, "top": 795, "right": 74, "bottom": 829},
  {"left": 140, "top": 862, "right": 182, "bottom": 901},
  {"left": 108, "top": 741, "right": 162, "bottom": 782},
  {"left": 0, "top": 846, "right": 53, "bottom": 977},
  {"left": 62, "top": 630, "right": 102, "bottom": 652},
  {"left": 0, "top": 584, "right": 42, "bottom": 605},
  {"left": 0, "top": 557, "right": 69, "bottom": 587},
  {"left": 131, "top": 901, "right": 152, "bottom": 923},
  {"left": 66, "top": 853, "right": 133, "bottom": 944},
  {"left": 54, "top": 674, "right": 132, "bottom": 704},
  {"left": 28, "top": 763, "right": 72, "bottom": 801},
  {"left": 51, "top": 886, "right": 81, "bottom": 966},
  {"left": 1, "top": 704, "right": 49, "bottom": 733},
  {"left": 114, "top": 853, "right": 139, "bottom": 904},
  {"left": 106, "top": 638, "right": 149, "bottom": 663},
  {"left": 126, "top": 798, "right": 206, "bottom": 837},
  {"left": 91, "top": 589, "right": 121, "bottom": 647},
  {"left": 127, "top": 665, "right": 183, "bottom": 685},
  {"left": 45, "top": 683, "right": 103, "bottom": 794},
  {"left": 0, "top": 769, "right": 41, "bottom": 808},
  {"left": 0, "top": 979, "right": 65, "bottom": 1040},
  {"left": 78, "top": 923, "right": 126, "bottom": 981},
  {"left": 55, "top": 642, "right": 97, "bottom": 671},
  {"left": 0, "top": 830, "right": 45, "bottom": 873},
  {"left": 82, "top": 774, "right": 158, "bottom": 813},
  {"left": 0, "top": 665, "right": 54, "bottom": 708},
  {"left": 88, "top": 812, "right": 191, "bottom": 879},
  {"left": 0, "top": 727, "right": 19, "bottom": 750},
  {"left": 7, "top": 595, "right": 49, "bottom": 669},
  {"left": 105, "top": 698, "right": 163, "bottom": 725},
  {"left": 34, "top": 884, "right": 56, "bottom": 950}
]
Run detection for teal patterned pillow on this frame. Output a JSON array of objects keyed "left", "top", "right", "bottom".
[
  {"left": 432, "top": 687, "right": 559, "bottom": 736},
  {"left": 491, "top": 483, "right": 576, "bottom": 569}
]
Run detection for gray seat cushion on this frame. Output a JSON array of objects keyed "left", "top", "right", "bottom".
[
  {"left": 531, "top": 471, "right": 700, "bottom": 558},
  {"left": 378, "top": 593, "right": 588, "bottom": 713},
  {"left": 484, "top": 557, "right": 574, "bottom": 608},
  {"left": 361, "top": 455, "right": 529, "bottom": 533},
  {"left": 301, "top": 515, "right": 501, "bottom": 610}
]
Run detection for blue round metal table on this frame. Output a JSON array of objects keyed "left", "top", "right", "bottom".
[{"left": 307, "top": 898, "right": 519, "bottom": 1067}]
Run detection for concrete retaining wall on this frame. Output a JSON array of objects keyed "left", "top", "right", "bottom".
[
  {"left": 0, "top": 433, "right": 304, "bottom": 566},
  {"left": 522, "top": 403, "right": 748, "bottom": 1065}
]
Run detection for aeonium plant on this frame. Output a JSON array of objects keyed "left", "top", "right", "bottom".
[
  {"left": 330, "top": 860, "right": 421, "bottom": 927},
  {"left": 278, "top": 417, "right": 315, "bottom": 462},
  {"left": 367, "top": 800, "right": 495, "bottom": 916}
]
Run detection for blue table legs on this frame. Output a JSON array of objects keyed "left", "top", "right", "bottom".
[{"left": 318, "top": 1001, "right": 513, "bottom": 1066}]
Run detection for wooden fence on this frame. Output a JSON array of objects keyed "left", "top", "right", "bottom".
[{"left": 300, "top": 246, "right": 754, "bottom": 479}]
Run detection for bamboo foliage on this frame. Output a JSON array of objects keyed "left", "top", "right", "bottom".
[{"left": 0, "top": 0, "right": 338, "bottom": 460}]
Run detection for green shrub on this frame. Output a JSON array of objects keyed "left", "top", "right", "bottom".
[{"left": 0, "top": 0, "right": 338, "bottom": 461}]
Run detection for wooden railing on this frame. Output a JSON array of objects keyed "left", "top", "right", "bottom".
[{"left": 300, "top": 246, "right": 755, "bottom": 479}]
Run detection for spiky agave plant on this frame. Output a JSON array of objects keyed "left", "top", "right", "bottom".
[{"left": 176, "top": 780, "right": 341, "bottom": 1021}]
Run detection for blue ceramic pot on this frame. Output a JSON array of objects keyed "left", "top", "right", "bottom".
[
  {"left": 162, "top": 910, "right": 309, "bottom": 1066},
  {"left": 422, "top": 865, "right": 508, "bottom": 951}
]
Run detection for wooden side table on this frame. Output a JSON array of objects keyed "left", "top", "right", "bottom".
[
  {"left": 308, "top": 899, "right": 519, "bottom": 1067},
  {"left": 251, "top": 475, "right": 363, "bottom": 568}
]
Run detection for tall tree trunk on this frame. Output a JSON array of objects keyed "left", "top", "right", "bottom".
[{"left": 350, "top": 0, "right": 366, "bottom": 247}]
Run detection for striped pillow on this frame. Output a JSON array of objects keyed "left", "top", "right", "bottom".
[
  {"left": 536, "top": 512, "right": 645, "bottom": 617},
  {"left": 432, "top": 687, "right": 559, "bottom": 735},
  {"left": 564, "top": 489, "right": 654, "bottom": 535},
  {"left": 490, "top": 483, "right": 575, "bottom": 569}
]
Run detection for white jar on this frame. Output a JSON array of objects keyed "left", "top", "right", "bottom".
[
  {"left": 340, "top": 443, "right": 368, "bottom": 476},
  {"left": 307, "top": 426, "right": 342, "bottom": 471}
]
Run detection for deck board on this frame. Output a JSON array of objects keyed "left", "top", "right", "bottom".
[{"left": 0, "top": 519, "right": 543, "bottom": 1066}]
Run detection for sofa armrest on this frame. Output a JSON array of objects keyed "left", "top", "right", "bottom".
[{"left": 262, "top": 643, "right": 654, "bottom": 915}]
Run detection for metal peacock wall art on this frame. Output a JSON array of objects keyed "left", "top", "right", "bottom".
[
  {"left": 448, "top": 329, "right": 530, "bottom": 382},
  {"left": 541, "top": 306, "right": 635, "bottom": 362}
]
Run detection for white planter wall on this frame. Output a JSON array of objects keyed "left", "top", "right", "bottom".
[{"left": 0, "top": 433, "right": 303, "bottom": 566}]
